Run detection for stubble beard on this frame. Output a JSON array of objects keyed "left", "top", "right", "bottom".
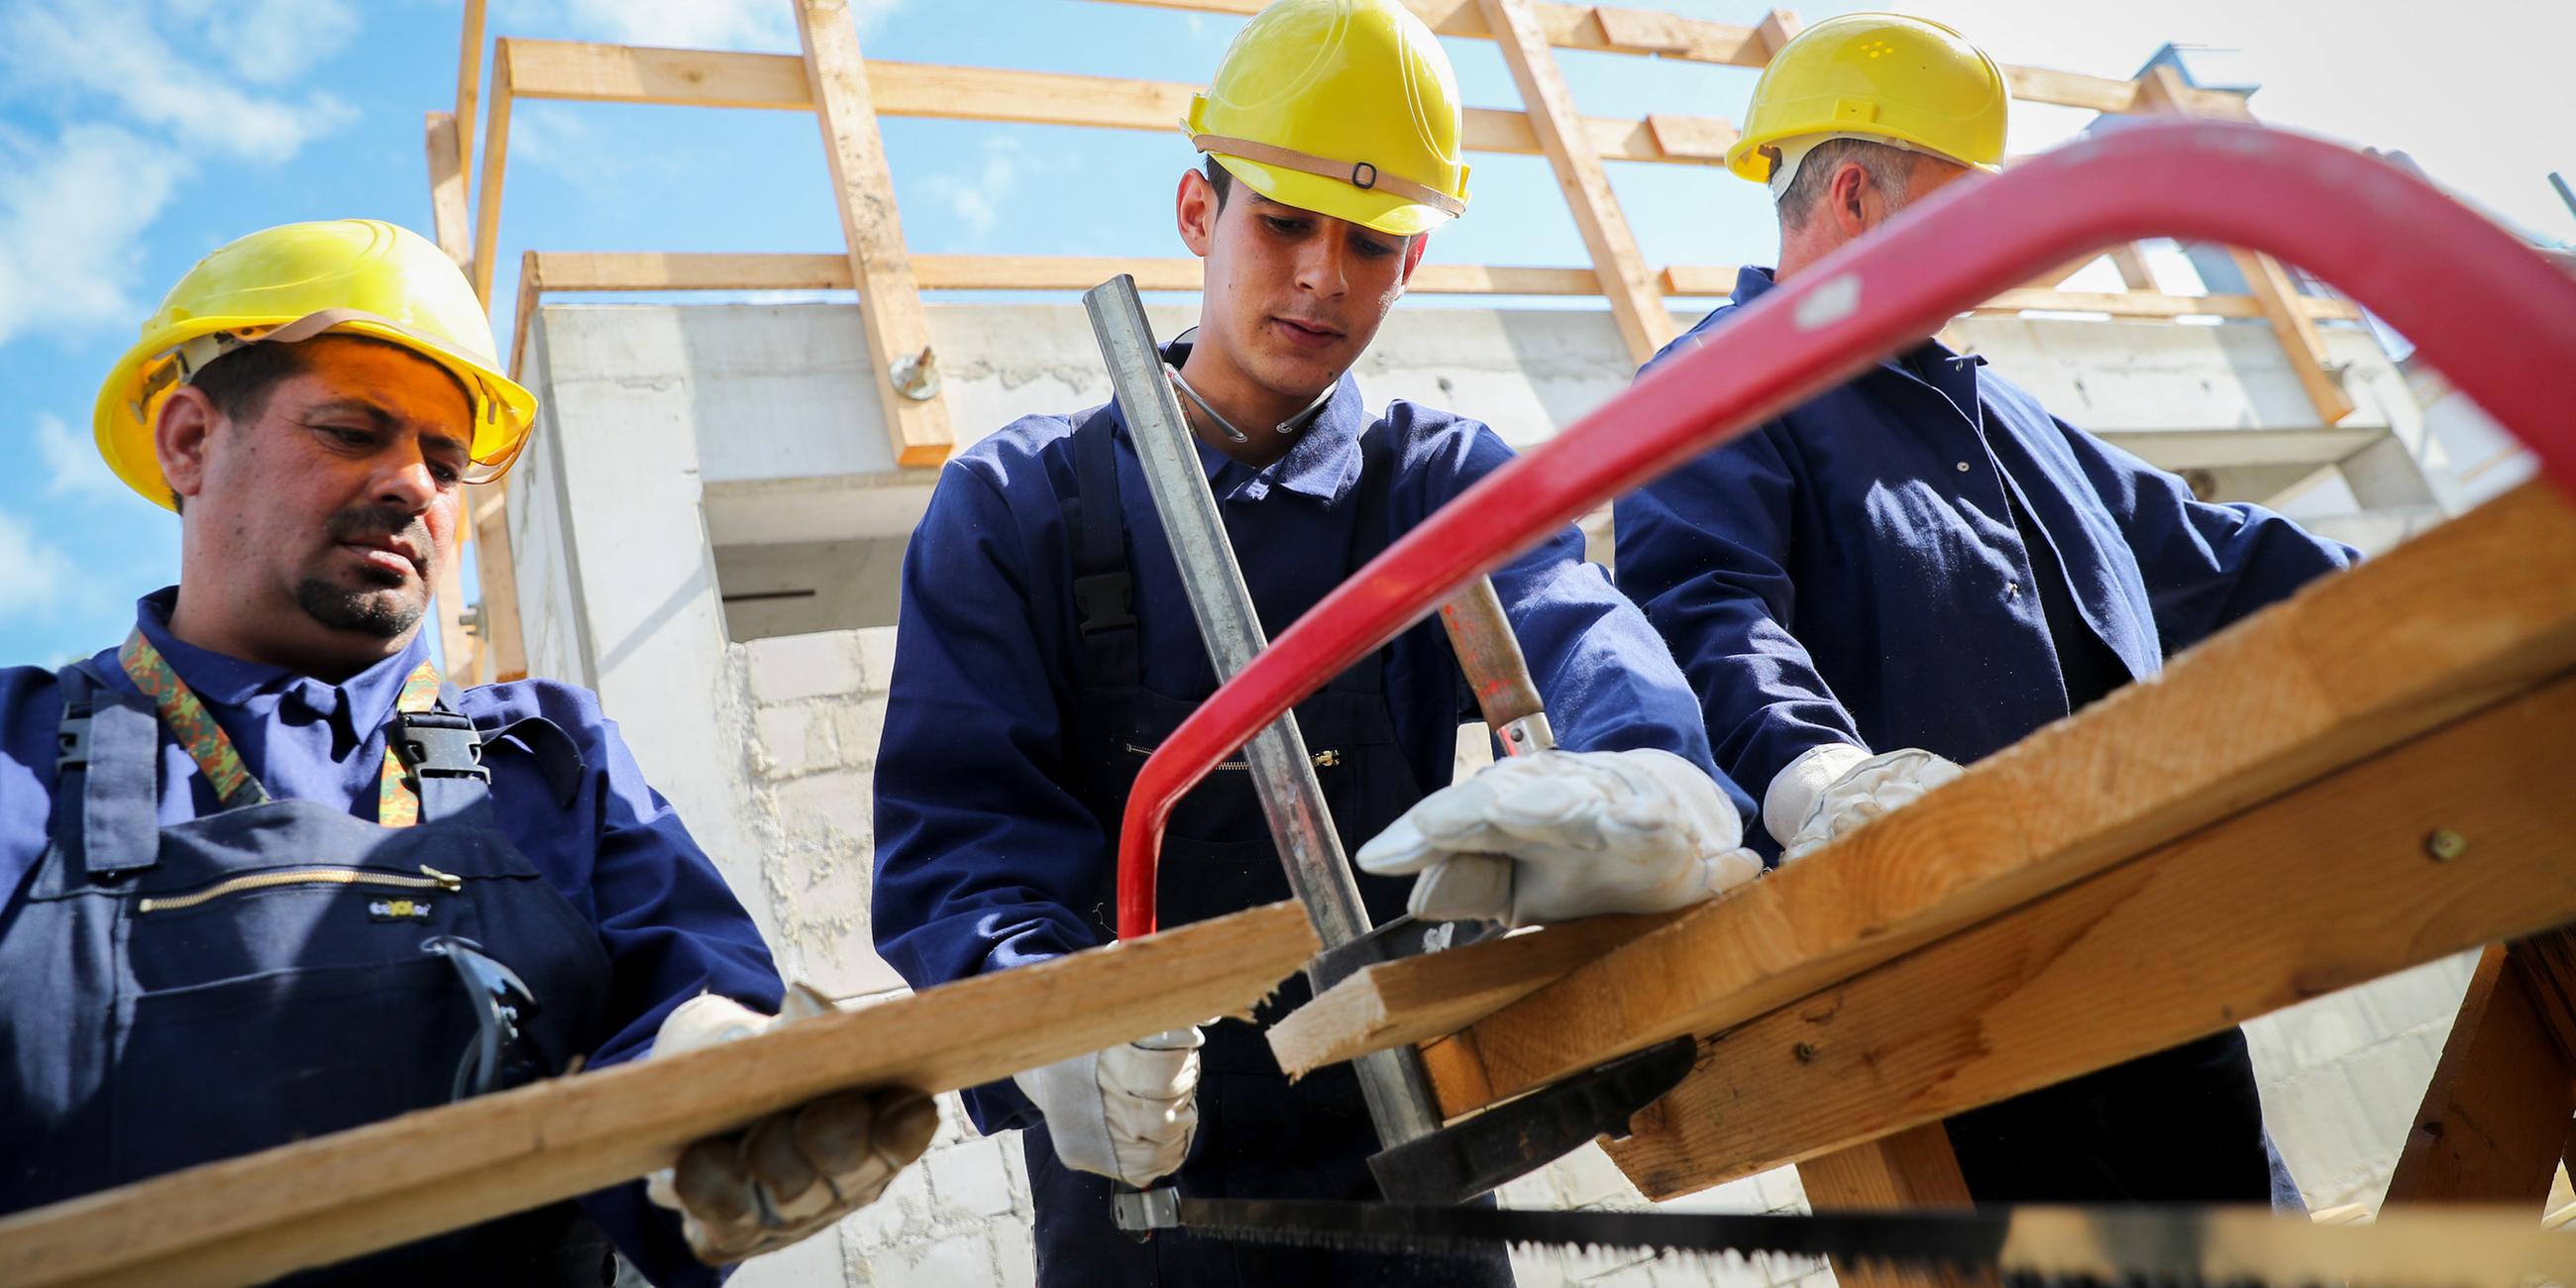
[{"left": 295, "top": 571, "right": 424, "bottom": 640}]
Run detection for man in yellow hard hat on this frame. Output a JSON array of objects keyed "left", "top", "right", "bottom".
[
  {"left": 0, "top": 219, "right": 934, "bottom": 1284},
  {"left": 1617, "top": 14, "right": 2353, "bottom": 1205},
  {"left": 872, "top": 1, "right": 1761, "bottom": 1281}
]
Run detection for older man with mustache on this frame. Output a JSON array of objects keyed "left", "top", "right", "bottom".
[{"left": 0, "top": 220, "right": 933, "bottom": 1285}]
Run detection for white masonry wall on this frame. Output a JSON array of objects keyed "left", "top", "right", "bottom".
[{"left": 505, "top": 301, "right": 2497, "bottom": 1287}]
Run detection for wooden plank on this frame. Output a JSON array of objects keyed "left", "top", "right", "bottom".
[
  {"left": 467, "top": 483, "right": 525, "bottom": 685},
  {"left": 1079, "top": 0, "right": 2225, "bottom": 114},
  {"left": 494, "top": 42, "right": 1733, "bottom": 167},
  {"left": 453, "top": 0, "right": 485, "bottom": 178},
  {"left": 2513, "top": 930, "right": 2576, "bottom": 1066},
  {"left": 795, "top": 0, "right": 954, "bottom": 468},
  {"left": 1603, "top": 676, "right": 2576, "bottom": 1199},
  {"left": 1795, "top": 1125, "right": 1971, "bottom": 1209},
  {"left": 504, "top": 40, "right": 812, "bottom": 109},
  {"left": 423, "top": 113, "right": 473, "bottom": 269},
  {"left": 505, "top": 254, "right": 2370, "bottom": 316},
  {"left": 2230, "top": 247, "right": 2359, "bottom": 426},
  {"left": 2106, "top": 244, "right": 2157, "bottom": 291},
  {"left": 518, "top": 251, "right": 1617, "bottom": 298},
  {"left": 1753, "top": 8, "right": 1803, "bottom": 57},
  {"left": 1270, "top": 912, "right": 1683, "bottom": 1077},
  {"left": 2383, "top": 934, "right": 2576, "bottom": 1208},
  {"left": 1645, "top": 112, "right": 1736, "bottom": 162},
  {"left": 1477, "top": 0, "right": 1672, "bottom": 365},
  {"left": 423, "top": 109, "right": 483, "bottom": 683},
  {"left": 1796, "top": 1126, "right": 1986, "bottom": 1288},
  {"left": 0, "top": 903, "right": 1318, "bottom": 1287},
  {"left": 468, "top": 39, "right": 516, "bottom": 303},
  {"left": 1410, "top": 483, "right": 2576, "bottom": 1122}
]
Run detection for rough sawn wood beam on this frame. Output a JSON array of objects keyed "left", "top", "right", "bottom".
[{"left": 0, "top": 904, "right": 1318, "bottom": 1288}]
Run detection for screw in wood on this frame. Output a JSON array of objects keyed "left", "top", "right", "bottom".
[{"left": 2424, "top": 827, "right": 2469, "bottom": 862}]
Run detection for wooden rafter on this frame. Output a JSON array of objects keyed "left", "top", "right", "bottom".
[
  {"left": 1477, "top": 0, "right": 1674, "bottom": 365},
  {"left": 421, "top": 110, "right": 482, "bottom": 682},
  {"left": 1606, "top": 676, "right": 2576, "bottom": 1199},
  {"left": 1081, "top": 0, "right": 2256, "bottom": 116},
  {"left": 493, "top": 41, "right": 1741, "bottom": 167},
  {"left": 794, "top": 0, "right": 952, "bottom": 467},
  {"left": 1265, "top": 484, "right": 2576, "bottom": 1117}
]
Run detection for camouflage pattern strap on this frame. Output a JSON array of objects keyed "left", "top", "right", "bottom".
[
  {"left": 118, "top": 630, "right": 269, "bottom": 809},
  {"left": 374, "top": 662, "right": 448, "bottom": 828}
]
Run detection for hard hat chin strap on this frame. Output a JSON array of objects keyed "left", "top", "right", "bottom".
[{"left": 1191, "top": 133, "right": 1466, "bottom": 218}]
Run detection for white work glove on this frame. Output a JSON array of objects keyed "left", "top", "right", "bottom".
[
  {"left": 1352, "top": 747, "right": 1764, "bottom": 928},
  {"left": 1015, "top": 1026, "right": 1205, "bottom": 1188},
  {"left": 1767, "top": 744, "right": 1965, "bottom": 862},
  {"left": 644, "top": 985, "right": 939, "bottom": 1264}
]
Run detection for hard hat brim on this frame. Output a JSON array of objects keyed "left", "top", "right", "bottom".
[
  {"left": 1211, "top": 154, "right": 1455, "bottom": 240},
  {"left": 93, "top": 313, "right": 539, "bottom": 512}
]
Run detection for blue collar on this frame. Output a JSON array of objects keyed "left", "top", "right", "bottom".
[
  {"left": 1112, "top": 339, "right": 1369, "bottom": 506},
  {"left": 1732, "top": 265, "right": 1982, "bottom": 377},
  {"left": 131, "top": 588, "right": 435, "bottom": 736}
]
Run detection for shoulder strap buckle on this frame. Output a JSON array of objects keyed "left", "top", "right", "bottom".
[
  {"left": 55, "top": 701, "right": 93, "bottom": 773},
  {"left": 1073, "top": 570, "right": 1135, "bottom": 635},
  {"left": 393, "top": 709, "right": 489, "bottom": 783}
]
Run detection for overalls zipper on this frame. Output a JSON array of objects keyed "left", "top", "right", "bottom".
[
  {"left": 1126, "top": 743, "right": 1340, "bottom": 770},
  {"left": 136, "top": 865, "right": 465, "bottom": 913}
]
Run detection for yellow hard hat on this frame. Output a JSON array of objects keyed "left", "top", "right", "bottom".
[
  {"left": 1184, "top": 0, "right": 1470, "bottom": 238},
  {"left": 1726, "top": 12, "right": 2008, "bottom": 186},
  {"left": 93, "top": 219, "right": 537, "bottom": 511}
]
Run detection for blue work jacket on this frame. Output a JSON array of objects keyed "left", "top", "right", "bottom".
[
  {"left": 873, "top": 371, "right": 1744, "bottom": 1132},
  {"left": 0, "top": 590, "right": 782, "bottom": 1288},
  {"left": 1617, "top": 267, "right": 2361, "bottom": 819}
]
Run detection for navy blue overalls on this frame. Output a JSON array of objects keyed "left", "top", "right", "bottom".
[
  {"left": 1019, "top": 411, "right": 1512, "bottom": 1286},
  {"left": 0, "top": 654, "right": 620, "bottom": 1284}
]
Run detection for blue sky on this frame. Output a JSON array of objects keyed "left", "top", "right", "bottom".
[{"left": 3, "top": 0, "right": 2569, "bottom": 669}]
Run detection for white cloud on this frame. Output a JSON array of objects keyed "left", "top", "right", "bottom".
[
  {"left": 35, "top": 414, "right": 125, "bottom": 501},
  {"left": 0, "top": 508, "right": 75, "bottom": 621},
  {"left": 0, "top": 1, "right": 362, "bottom": 346},
  {"left": 921, "top": 140, "right": 1020, "bottom": 239},
  {"left": 0, "top": 124, "right": 188, "bottom": 346},
  {"left": 0, "top": 1, "right": 355, "bottom": 165},
  {"left": 176, "top": 0, "right": 364, "bottom": 87},
  {"left": 554, "top": 0, "right": 902, "bottom": 52}
]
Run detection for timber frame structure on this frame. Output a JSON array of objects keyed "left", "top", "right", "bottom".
[{"left": 422, "top": 0, "right": 2366, "bottom": 687}]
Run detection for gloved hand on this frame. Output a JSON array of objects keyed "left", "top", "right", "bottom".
[
  {"left": 1014, "top": 1026, "right": 1204, "bottom": 1188},
  {"left": 1352, "top": 747, "right": 1764, "bottom": 928},
  {"left": 644, "top": 986, "right": 939, "bottom": 1264},
  {"left": 1767, "top": 744, "right": 1965, "bottom": 862}
]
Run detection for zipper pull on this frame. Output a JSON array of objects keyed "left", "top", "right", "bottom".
[{"left": 419, "top": 865, "right": 464, "bottom": 892}]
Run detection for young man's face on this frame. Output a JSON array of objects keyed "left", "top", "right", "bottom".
[
  {"left": 1179, "top": 169, "right": 1427, "bottom": 404},
  {"left": 161, "top": 335, "right": 472, "bottom": 660}
]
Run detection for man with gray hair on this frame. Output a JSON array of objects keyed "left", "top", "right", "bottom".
[{"left": 1615, "top": 14, "right": 2356, "bottom": 1204}]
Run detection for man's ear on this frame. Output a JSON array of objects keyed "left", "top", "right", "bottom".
[
  {"left": 1177, "top": 168, "right": 1219, "bottom": 258},
  {"left": 156, "top": 385, "right": 221, "bottom": 506},
  {"left": 1828, "top": 161, "right": 1876, "bottom": 240}
]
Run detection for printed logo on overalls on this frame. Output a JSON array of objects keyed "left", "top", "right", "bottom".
[{"left": 368, "top": 898, "right": 436, "bottom": 923}]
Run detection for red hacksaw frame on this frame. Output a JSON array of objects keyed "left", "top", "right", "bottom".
[{"left": 1117, "top": 120, "right": 2576, "bottom": 940}]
